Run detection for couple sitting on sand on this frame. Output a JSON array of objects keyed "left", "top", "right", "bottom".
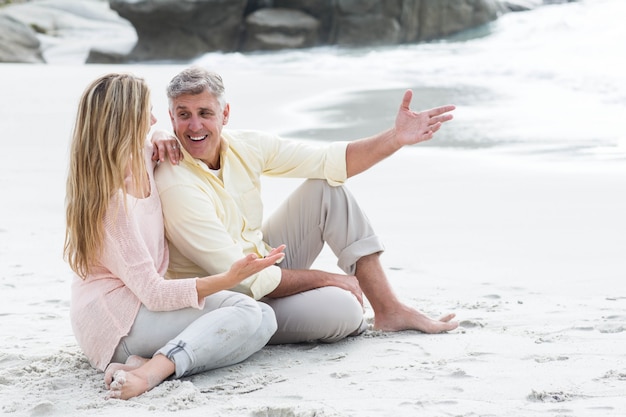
[{"left": 64, "top": 66, "right": 458, "bottom": 400}]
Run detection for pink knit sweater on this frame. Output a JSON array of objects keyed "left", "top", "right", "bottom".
[{"left": 70, "top": 149, "right": 204, "bottom": 371}]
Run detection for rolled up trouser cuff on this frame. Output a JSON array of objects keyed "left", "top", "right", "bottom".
[
  {"left": 156, "top": 341, "right": 194, "bottom": 379},
  {"left": 337, "top": 235, "right": 385, "bottom": 275},
  {"left": 263, "top": 179, "right": 385, "bottom": 273}
]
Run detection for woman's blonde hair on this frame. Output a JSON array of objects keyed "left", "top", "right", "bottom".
[{"left": 64, "top": 73, "right": 152, "bottom": 279}]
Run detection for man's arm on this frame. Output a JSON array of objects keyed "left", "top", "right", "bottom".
[
  {"left": 155, "top": 163, "right": 282, "bottom": 300},
  {"left": 266, "top": 269, "right": 364, "bottom": 306},
  {"left": 345, "top": 90, "right": 455, "bottom": 178}
]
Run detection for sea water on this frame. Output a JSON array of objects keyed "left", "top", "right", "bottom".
[{"left": 189, "top": 0, "right": 625, "bottom": 161}]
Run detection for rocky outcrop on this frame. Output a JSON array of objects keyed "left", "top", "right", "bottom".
[
  {"left": 108, "top": 0, "right": 248, "bottom": 61},
  {"left": 0, "top": 14, "right": 44, "bottom": 63},
  {"left": 0, "top": 0, "right": 577, "bottom": 64},
  {"left": 109, "top": 0, "right": 501, "bottom": 61},
  {"left": 498, "top": 0, "right": 575, "bottom": 12},
  {"left": 418, "top": 0, "right": 501, "bottom": 41},
  {"left": 272, "top": 0, "right": 500, "bottom": 46}
]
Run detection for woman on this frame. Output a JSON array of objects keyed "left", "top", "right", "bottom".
[{"left": 64, "top": 73, "right": 284, "bottom": 400}]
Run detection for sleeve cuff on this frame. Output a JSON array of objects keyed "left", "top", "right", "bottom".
[{"left": 324, "top": 141, "right": 349, "bottom": 186}]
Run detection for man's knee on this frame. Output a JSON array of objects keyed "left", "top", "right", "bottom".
[
  {"left": 266, "top": 286, "right": 364, "bottom": 344},
  {"left": 317, "top": 287, "right": 364, "bottom": 343}
]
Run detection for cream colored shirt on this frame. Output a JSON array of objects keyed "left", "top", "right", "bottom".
[{"left": 155, "top": 129, "right": 348, "bottom": 300}]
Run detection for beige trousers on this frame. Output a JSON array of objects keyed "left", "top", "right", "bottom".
[{"left": 262, "top": 179, "right": 385, "bottom": 344}]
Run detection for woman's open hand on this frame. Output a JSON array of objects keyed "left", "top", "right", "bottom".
[{"left": 226, "top": 245, "right": 286, "bottom": 285}]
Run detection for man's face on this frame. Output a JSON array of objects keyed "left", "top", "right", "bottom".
[{"left": 169, "top": 90, "right": 229, "bottom": 166}]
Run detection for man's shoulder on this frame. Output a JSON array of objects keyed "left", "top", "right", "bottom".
[
  {"left": 225, "top": 129, "right": 280, "bottom": 145},
  {"left": 154, "top": 159, "right": 195, "bottom": 187}
]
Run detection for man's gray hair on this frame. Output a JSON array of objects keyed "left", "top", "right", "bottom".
[{"left": 166, "top": 66, "right": 226, "bottom": 109}]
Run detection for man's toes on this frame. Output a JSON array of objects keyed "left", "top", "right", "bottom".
[{"left": 439, "top": 313, "right": 456, "bottom": 323}]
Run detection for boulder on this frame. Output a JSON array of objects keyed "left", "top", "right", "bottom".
[
  {"left": 498, "top": 0, "right": 543, "bottom": 12},
  {"left": 243, "top": 8, "right": 320, "bottom": 51},
  {"left": 109, "top": 0, "right": 248, "bottom": 61},
  {"left": 0, "top": 14, "right": 45, "bottom": 63},
  {"left": 334, "top": 14, "right": 401, "bottom": 46},
  {"left": 0, "top": 0, "right": 574, "bottom": 62},
  {"left": 418, "top": 0, "right": 501, "bottom": 41},
  {"left": 273, "top": 0, "right": 335, "bottom": 43},
  {"left": 336, "top": 0, "right": 380, "bottom": 14},
  {"left": 0, "top": 0, "right": 135, "bottom": 64},
  {"left": 331, "top": 0, "right": 401, "bottom": 46},
  {"left": 281, "top": 0, "right": 501, "bottom": 48}
]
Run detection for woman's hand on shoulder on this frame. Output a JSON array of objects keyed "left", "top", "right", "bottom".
[{"left": 150, "top": 130, "right": 183, "bottom": 165}]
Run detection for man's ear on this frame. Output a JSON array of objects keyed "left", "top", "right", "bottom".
[{"left": 222, "top": 103, "right": 230, "bottom": 125}]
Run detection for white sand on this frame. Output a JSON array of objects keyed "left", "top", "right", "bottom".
[{"left": 0, "top": 63, "right": 625, "bottom": 417}]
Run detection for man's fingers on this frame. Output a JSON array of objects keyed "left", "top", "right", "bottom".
[
  {"left": 427, "top": 104, "right": 456, "bottom": 117},
  {"left": 400, "top": 89, "right": 413, "bottom": 110}
]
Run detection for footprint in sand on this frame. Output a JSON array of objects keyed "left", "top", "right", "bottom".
[
  {"left": 199, "top": 373, "right": 286, "bottom": 395},
  {"left": 527, "top": 389, "right": 576, "bottom": 403},
  {"left": 598, "top": 369, "right": 626, "bottom": 381},
  {"left": 526, "top": 355, "right": 569, "bottom": 363},
  {"left": 251, "top": 405, "right": 332, "bottom": 417}
]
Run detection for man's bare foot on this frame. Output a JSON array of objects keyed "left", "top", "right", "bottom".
[
  {"left": 105, "top": 354, "right": 175, "bottom": 400},
  {"left": 104, "top": 355, "right": 148, "bottom": 388},
  {"left": 373, "top": 304, "right": 458, "bottom": 333}
]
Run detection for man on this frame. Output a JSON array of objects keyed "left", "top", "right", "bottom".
[{"left": 154, "top": 66, "right": 458, "bottom": 344}]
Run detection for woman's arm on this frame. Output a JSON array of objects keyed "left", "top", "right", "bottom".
[
  {"left": 196, "top": 246, "right": 285, "bottom": 299},
  {"left": 150, "top": 130, "right": 182, "bottom": 165}
]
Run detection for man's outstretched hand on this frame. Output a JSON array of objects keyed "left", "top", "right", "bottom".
[{"left": 394, "top": 89, "right": 455, "bottom": 147}]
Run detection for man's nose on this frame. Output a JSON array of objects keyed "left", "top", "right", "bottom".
[{"left": 188, "top": 116, "right": 202, "bottom": 131}]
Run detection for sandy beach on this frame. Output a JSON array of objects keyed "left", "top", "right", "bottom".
[{"left": 0, "top": 61, "right": 625, "bottom": 417}]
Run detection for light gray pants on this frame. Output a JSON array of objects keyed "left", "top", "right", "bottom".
[
  {"left": 111, "top": 291, "right": 276, "bottom": 378},
  {"left": 262, "top": 179, "right": 385, "bottom": 344}
]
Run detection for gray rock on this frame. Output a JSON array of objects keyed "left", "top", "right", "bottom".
[
  {"left": 332, "top": 0, "right": 402, "bottom": 47},
  {"left": 300, "top": 0, "right": 500, "bottom": 48},
  {"left": 337, "top": 0, "right": 380, "bottom": 14},
  {"left": 498, "top": 0, "right": 542, "bottom": 12},
  {"left": 273, "top": 0, "right": 335, "bottom": 42},
  {"left": 0, "top": 0, "right": 574, "bottom": 62},
  {"left": 243, "top": 8, "right": 320, "bottom": 51},
  {"left": 398, "top": 0, "right": 421, "bottom": 43},
  {"left": 109, "top": 0, "right": 248, "bottom": 61},
  {"left": 1, "top": 0, "right": 135, "bottom": 63},
  {"left": 334, "top": 14, "right": 401, "bottom": 46},
  {"left": 0, "top": 14, "right": 45, "bottom": 63},
  {"left": 418, "top": 0, "right": 500, "bottom": 41}
]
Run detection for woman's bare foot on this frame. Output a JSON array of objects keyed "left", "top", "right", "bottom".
[
  {"left": 105, "top": 370, "right": 149, "bottom": 400},
  {"left": 104, "top": 355, "right": 149, "bottom": 388},
  {"left": 374, "top": 304, "right": 458, "bottom": 333},
  {"left": 105, "top": 354, "right": 175, "bottom": 400}
]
